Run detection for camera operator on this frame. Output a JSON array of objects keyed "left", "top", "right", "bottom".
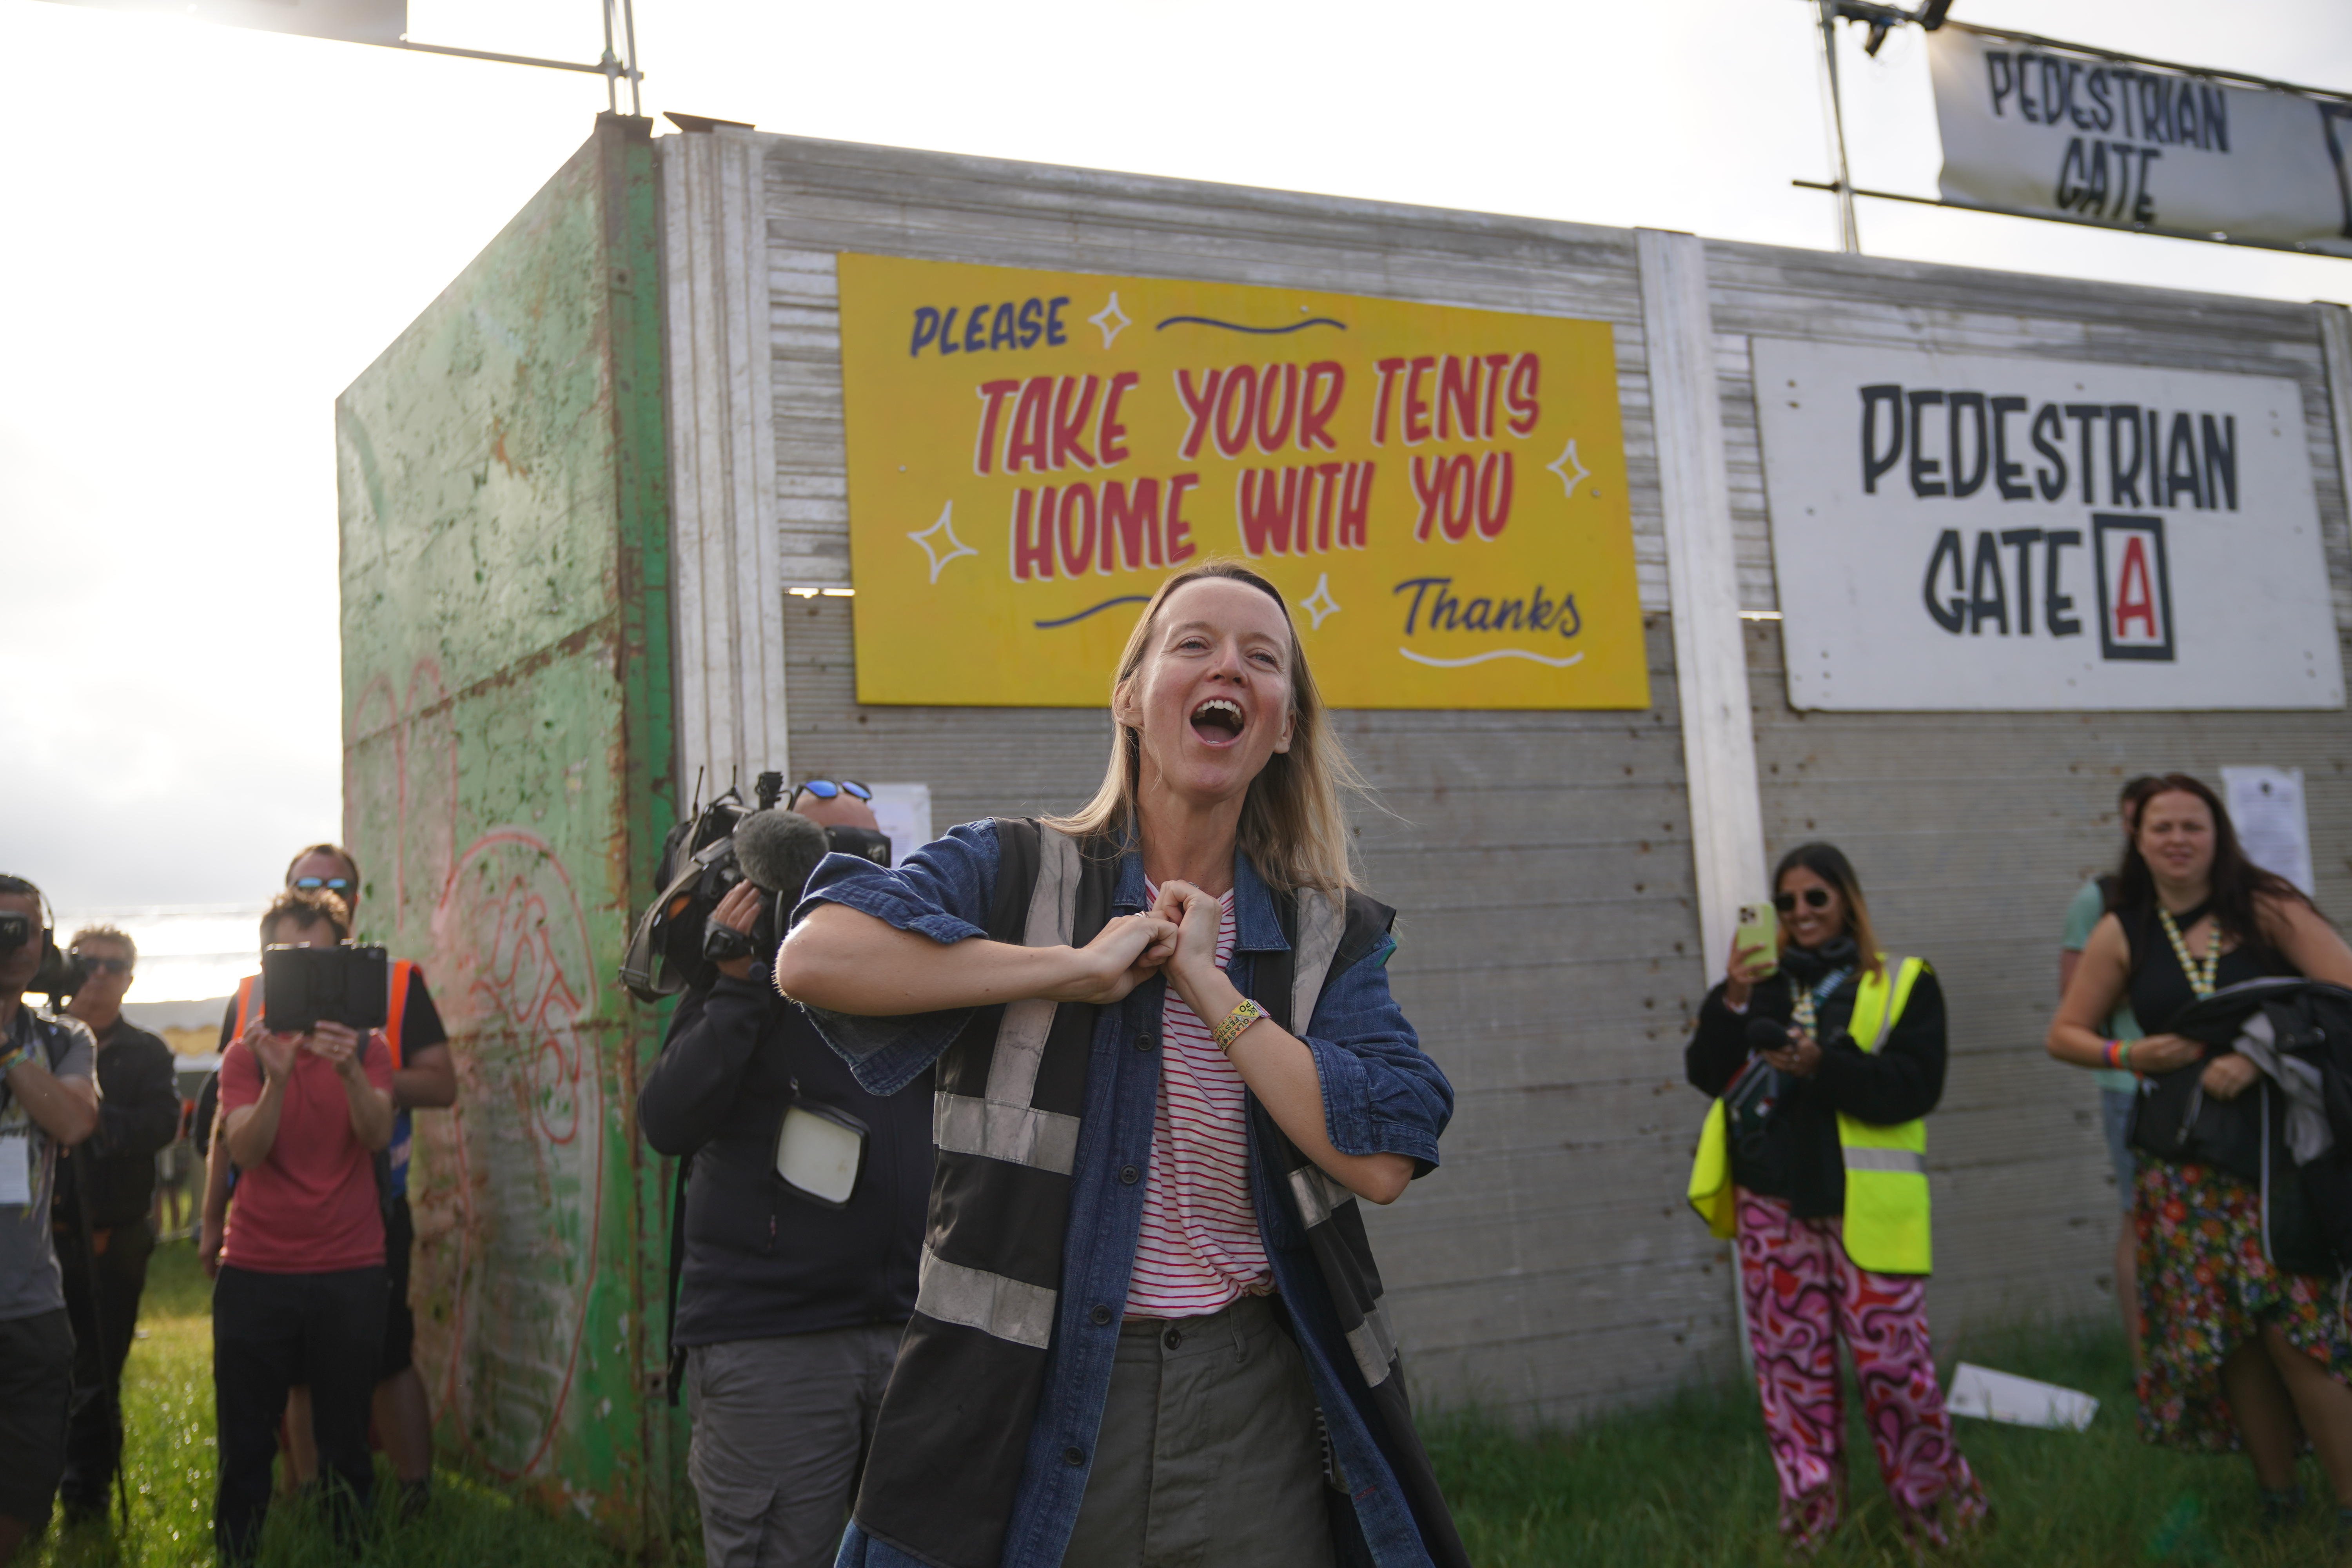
[
  {"left": 53, "top": 926, "right": 180, "bottom": 1526},
  {"left": 200, "top": 845, "right": 454, "bottom": 1519},
  {"left": 211, "top": 888, "right": 394, "bottom": 1561},
  {"left": 637, "top": 788, "right": 931, "bottom": 1568},
  {"left": 0, "top": 875, "right": 100, "bottom": 1565}
]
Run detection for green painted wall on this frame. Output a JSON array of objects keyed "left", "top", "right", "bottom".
[{"left": 334, "top": 114, "right": 679, "bottom": 1552}]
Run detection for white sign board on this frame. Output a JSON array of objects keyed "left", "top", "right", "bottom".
[
  {"left": 2222, "top": 766, "right": 2316, "bottom": 895},
  {"left": 1754, "top": 338, "right": 2341, "bottom": 711},
  {"left": 1929, "top": 28, "right": 2352, "bottom": 257},
  {"left": 38, "top": 0, "right": 405, "bottom": 44}
]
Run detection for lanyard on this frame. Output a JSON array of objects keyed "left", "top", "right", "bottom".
[{"left": 1789, "top": 969, "right": 1852, "bottom": 1034}]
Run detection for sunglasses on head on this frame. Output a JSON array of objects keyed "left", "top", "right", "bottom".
[
  {"left": 71, "top": 952, "right": 131, "bottom": 976},
  {"left": 789, "top": 779, "right": 872, "bottom": 808},
  {"left": 1774, "top": 888, "right": 1833, "bottom": 913},
  {"left": 291, "top": 876, "right": 354, "bottom": 894}
]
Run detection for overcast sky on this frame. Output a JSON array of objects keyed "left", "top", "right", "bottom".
[{"left": 3, "top": 0, "right": 2347, "bottom": 924}]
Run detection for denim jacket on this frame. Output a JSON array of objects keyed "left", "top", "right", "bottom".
[{"left": 797, "top": 821, "right": 1454, "bottom": 1568}]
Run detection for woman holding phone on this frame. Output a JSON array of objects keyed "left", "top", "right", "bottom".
[
  {"left": 1685, "top": 843, "right": 1984, "bottom": 1551},
  {"left": 2049, "top": 773, "right": 2352, "bottom": 1532},
  {"left": 775, "top": 560, "right": 1462, "bottom": 1568}
]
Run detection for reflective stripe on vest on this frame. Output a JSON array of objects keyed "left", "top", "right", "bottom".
[
  {"left": 1836, "top": 954, "right": 1932, "bottom": 1276},
  {"left": 1685, "top": 953, "right": 1934, "bottom": 1274}
]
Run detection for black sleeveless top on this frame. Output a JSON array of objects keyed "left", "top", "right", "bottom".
[{"left": 2121, "top": 902, "right": 2291, "bottom": 1035}]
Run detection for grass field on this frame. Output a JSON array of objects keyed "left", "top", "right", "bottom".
[
  {"left": 24, "top": 1241, "right": 624, "bottom": 1568},
  {"left": 24, "top": 1243, "right": 2349, "bottom": 1565},
  {"left": 1425, "top": 1316, "right": 2348, "bottom": 1567}
]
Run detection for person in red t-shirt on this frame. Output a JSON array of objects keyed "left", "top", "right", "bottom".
[{"left": 210, "top": 889, "right": 393, "bottom": 1562}]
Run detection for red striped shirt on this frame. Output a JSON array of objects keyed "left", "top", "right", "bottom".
[{"left": 1127, "top": 886, "right": 1268, "bottom": 1319}]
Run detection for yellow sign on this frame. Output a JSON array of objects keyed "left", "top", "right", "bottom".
[{"left": 837, "top": 254, "right": 1646, "bottom": 709}]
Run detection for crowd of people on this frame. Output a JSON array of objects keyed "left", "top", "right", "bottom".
[
  {"left": 0, "top": 846, "right": 453, "bottom": 1565},
  {"left": 8, "top": 561, "right": 2352, "bottom": 1566}
]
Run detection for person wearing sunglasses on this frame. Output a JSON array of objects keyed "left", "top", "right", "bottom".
[
  {"left": 53, "top": 926, "right": 180, "bottom": 1526},
  {"left": 1683, "top": 842, "right": 1983, "bottom": 1552},
  {"left": 788, "top": 779, "right": 872, "bottom": 813}
]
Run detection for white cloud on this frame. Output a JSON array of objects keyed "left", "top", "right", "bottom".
[{"left": 1, "top": 0, "right": 2344, "bottom": 907}]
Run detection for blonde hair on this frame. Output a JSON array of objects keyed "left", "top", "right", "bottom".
[{"left": 1046, "top": 559, "right": 1364, "bottom": 893}]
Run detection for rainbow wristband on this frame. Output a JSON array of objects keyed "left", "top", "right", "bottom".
[{"left": 2101, "top": 1039, "right": 2124, "bottom": 1070}]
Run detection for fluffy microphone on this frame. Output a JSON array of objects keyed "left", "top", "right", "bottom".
[
  {"left": 734, "top": 809, "right": 831, "bottom": 902},
  {"left": 1746, "top": 1017, "right": 1795, "bottom": 1053}
]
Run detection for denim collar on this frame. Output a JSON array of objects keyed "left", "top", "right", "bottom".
[{"left": 1108, "top": 839, "right": 1290, "bottom": 954}]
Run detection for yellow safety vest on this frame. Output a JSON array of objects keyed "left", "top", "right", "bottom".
[{"left": 1686, "top": 954, "right": 1933, "bottom": 1276}]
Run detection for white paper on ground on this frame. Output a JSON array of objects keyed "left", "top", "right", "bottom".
[{"left": 1945, "top": 1362, "right": 2098, "bottom": 1432}]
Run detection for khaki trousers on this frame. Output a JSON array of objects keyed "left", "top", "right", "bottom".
[{"left": 1063, "top": 1294, "right": 1336, "bottom": 1568}]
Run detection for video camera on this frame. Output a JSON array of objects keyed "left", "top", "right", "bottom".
[
  {"left": 1, "top": 902, "right": 89, "bottom": 1005},
  {"left": 261, "top": 944, "right": 391, "bottom": 1033},
  {"left": 619, "top": 770, "right": 893, "bottom": 1001}
]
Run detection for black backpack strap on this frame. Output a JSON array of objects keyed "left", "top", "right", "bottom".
[{"left": 664, "top": 1145, "right": 693, "bottom": 1406}]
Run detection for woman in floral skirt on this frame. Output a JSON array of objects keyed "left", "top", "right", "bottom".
[{"left": 2052, "top": 772, "right": 2352, "bottom": 1533}]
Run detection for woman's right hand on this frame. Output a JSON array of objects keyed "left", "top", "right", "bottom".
[
  {"left": 1046, "top": 913, "right": 1180, "bottom": 1005},
  {"left": 1723, "top": 940, "right": 1774, "bottom": 1011},
  {"left": 2125, "top": 1032, "right": 2205, "bottom": 1075}
]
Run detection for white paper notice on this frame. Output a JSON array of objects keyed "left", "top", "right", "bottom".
[
  {"left": 865, "top": 784, "right": 935, "bottom": 869},
  {"left": 2222, "top": 766, "right": 2315, "bottom": 896},
  {"left": 0, "top": 1129, "right": 31, "bottom": 1206}
]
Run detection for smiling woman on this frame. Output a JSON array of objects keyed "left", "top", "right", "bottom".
[
  {"left": 773, "top": 559, "right": 1464, "bottom": 1568},
  {"left": 1682, "top": 842, "right": 1986, "bottom": 1552}
]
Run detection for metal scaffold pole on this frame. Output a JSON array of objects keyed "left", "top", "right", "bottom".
[{"left": 1814, "top": 0, "right": 1862, "bottom": 254}]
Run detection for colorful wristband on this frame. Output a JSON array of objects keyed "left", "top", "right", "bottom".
[
  {"left": 1212, "top": 998, "right": 1268, "bottom": 1053},
  {"left": 2120, "top": 1039, "right": 2134, "bottom": 1073}
]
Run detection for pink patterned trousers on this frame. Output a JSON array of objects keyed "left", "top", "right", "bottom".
[{"left": 1735, "top": 1191, "right": 1987, "bottom": 1551}]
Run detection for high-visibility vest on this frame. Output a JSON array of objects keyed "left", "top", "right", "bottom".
[
  {"left": 230, "top": 959, "right": 413, "bottom": 1073},
  {"left": 1686, "top": 954, "right": 1933, "bottom": 1276}
]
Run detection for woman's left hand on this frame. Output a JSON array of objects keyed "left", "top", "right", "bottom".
[
  {"left": 1762, "top": 1027, "right": 1824, "bottom": 1080},
  {"left": 1149, "top": 880, "right": 1225, "bottom": 994},
  {"left": 2201, "top": 1053, "right": 2261, "bottom": 1102}
]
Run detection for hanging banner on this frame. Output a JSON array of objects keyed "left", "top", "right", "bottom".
[
  {"left": 835, "top": 254, "right": 1644, "bottom": 709},
  {"left": 1928, "top": 26, "right": 2352, "bottom": 256},
  {"left": 1753, "top": 338, "right": 2342, "bottom": 711},
  {"left": 37, "top": 0, "right": 406, "bottom": 44}
]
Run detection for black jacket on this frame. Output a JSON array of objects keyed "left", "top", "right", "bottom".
[
  {"left": 637, "top": 966, "right": 931, "bottom": 1347},
  {"left": 1684, "top": 963, "right": 1948, "bottom": 1220},
  {"left": 56, "top": 1020, "right": 182, "bottom": 1232}
]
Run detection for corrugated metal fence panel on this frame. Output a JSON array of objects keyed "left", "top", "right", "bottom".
[
  {"left": 1702, "top": 242, "right": 2352, "bottom": 1339},
  {"left": 751, "top": 134, "right": 1732, "bottom": 1425}
]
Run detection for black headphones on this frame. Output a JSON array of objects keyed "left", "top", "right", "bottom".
[{"left": 0, "top": 875, "right": 71, "bottom": 1004}]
